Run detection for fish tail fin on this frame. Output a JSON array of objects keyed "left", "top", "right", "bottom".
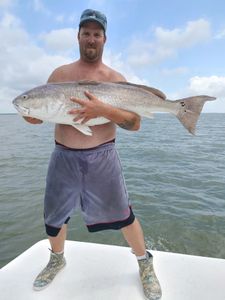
[{"left": 174, "top": 95, "right": 216, "bottom": 135}]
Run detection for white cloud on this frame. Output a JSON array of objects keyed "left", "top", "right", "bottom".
[
  {"left": 0, "top": 13, "right": 72, "bottom": 113},
  {"left": 40, "top": 28, "right": 76, "bottom": 52},
  {"left": 170, "top": 76, "right": 225, "bottom": 113},
  {"left": 127, "top": 38, "right": 174, "bottom": 67},
  {"left": 161, "top": 67, "right": 189, "bottom": 76},
  {"left": 33, "top": 0, "right": 50, "bottom": 15},
  {"left": 189, "top": 76, "right": 225, "bottom": 98},
  {"left": 127, "top": 19, "right": 212, "bottom": 67},
  {"left": 31, "top": 2, "right": 76, "bottom": 25},
  {"left": 215, "top": 29, "right": 225, "bottom": 40},
  {"left": 0, "top": 11, "right": 21, "bottom": 28},
  {"left": 155, "top": 19, "right": 211, "bottom": 48},
  {"left": 103, "top": 49, "right": 148, "bottom": 85},
  {"left": 55, "top": 14, "right": 65, "bottom": 23},
  {"left": 0, "top": 0, "right": 14, "bottom": 7}
]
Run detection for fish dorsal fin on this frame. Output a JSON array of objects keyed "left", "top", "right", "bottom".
[
  {"left": 77, "top": 80, "right": 166, "bottom": 100},
  {"left": 115, "top": 81, "right": 166, "bottom": 100},
  {"left": 77, "top": 80, "right": 101, "bottom": 85}
]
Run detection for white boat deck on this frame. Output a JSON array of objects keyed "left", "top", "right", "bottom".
[{"left": 1, "top": 239, "right": 225, "bottom": 300}]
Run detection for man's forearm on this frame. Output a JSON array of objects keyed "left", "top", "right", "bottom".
[{"left": 100, "top": 103, "right": 141, "bottom": 131}]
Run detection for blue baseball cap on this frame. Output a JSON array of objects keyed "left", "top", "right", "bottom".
[{"left": 79, "top": 9, "right": 107, "bottom": 32}]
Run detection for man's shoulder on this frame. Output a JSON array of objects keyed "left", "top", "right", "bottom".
[
  {"left": 54, "top": 62, "right": 76, "bottom": 73},
  {"left": 102, "top": 64, "right": 126, "bottom": 82},
  {"left": 47, "top": 62, "right": 78, "bottom": 83}
]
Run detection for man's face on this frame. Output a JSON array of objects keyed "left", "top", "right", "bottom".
[{"left": 78, "top": 22, "right": 106, "bottom": 62}]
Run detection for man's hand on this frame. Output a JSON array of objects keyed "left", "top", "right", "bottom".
[
  {"left": 68, "top": 90, "right": 140, "bottom": 131},
  {"left": 23, "top": 116, "right": 43, "bottom": 124},
  {"left": 68, "top": 91, "right": 105, "bottom": 124}
]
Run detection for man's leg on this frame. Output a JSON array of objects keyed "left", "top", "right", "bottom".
[
  {"left": 33, "top": 224, "right": 67, "bottom": 291},
  {"left": 49, "top": 223, "right": 67, "bottom": 253},
  {"left": 121, "top": 218, "right": 146, "bottom": 255},
  {"left": 121, "top": 218, "right": 162, "bottom": 300}
]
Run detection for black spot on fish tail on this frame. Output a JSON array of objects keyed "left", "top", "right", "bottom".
[{"left": 175, "top": 95, "right": 216, "bottom": 135}]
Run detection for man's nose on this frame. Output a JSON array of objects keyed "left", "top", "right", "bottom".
[{"left": 87, "top": 35, "right": 95, "bottom": 44}]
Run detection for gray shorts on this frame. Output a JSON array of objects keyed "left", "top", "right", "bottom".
[{"left": 44, "top": 141, "right": 135, "bottom": 235}]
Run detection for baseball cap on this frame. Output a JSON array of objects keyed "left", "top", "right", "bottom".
[{"left": 79, "top": 9, "right": 107, "bottom": 32}]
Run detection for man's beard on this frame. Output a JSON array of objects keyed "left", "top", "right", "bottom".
[
  {"left": 85, "top": 48, "right": 98, "bottom": 60},
  {"left": 80, "top": 45, "right": 103, "bottom": 62}
]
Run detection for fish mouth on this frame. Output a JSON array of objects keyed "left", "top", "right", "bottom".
[{"left": 13, "top": 102, "right": 30, "bottom": 116}]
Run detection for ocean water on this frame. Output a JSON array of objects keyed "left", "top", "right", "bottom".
[{"left": 0, "top": 114, "right": 225, "bottom": 268}]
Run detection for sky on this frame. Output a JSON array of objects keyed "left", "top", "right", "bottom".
[{"left": 1, "top": 0, "right": 225, "bottom": 113}]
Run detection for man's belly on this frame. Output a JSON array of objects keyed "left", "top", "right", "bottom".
[{"left": 55, "top": 122, "right": 116, "bottom": 149}]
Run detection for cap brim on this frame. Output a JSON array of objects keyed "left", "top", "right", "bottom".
[{"left": 79, "top": 18, "right": 106, "bottom": 31}]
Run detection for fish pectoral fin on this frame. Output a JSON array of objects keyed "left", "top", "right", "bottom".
[{"left": 71, "top": 123, "right": 93, "bottom": 136}]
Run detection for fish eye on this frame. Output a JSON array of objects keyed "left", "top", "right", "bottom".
[{"left": 22, "top": 94, "right": 28, "bottom": 100}]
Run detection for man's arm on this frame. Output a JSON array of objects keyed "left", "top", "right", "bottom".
[{"left": 69, "top": 90, "right": 141, "bottom": 131}]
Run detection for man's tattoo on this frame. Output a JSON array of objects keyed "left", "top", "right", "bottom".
[{"left": 118, "top": 119, "right": 135, "bottom": 130}]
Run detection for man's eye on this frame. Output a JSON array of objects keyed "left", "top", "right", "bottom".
[{"left": 95, "top": 33, "right": 103, "bottom": 38}]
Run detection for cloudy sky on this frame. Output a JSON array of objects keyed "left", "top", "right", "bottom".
[{"left": 1, "top": 0, "right": 225, "bottom": 113}]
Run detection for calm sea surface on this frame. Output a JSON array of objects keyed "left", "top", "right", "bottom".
[{"left": 0, "top": 114, "right": 225, "bottom": 268}]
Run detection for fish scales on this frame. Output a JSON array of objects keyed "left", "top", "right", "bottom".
[{"left": 12, "top": 81, "right": 216, "bottom": 136}]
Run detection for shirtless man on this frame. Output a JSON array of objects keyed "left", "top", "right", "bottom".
[{"left": 25, "top": 9, "right": 161, "bottom": 300}]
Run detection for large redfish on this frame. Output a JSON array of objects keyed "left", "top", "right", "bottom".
[{"left": 12, "top": 81, "right": 216, "bottom": 135}]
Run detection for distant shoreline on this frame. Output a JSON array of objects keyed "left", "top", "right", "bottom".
[{"left": 0, "top": 113, "right": 17, "bottom": 115}]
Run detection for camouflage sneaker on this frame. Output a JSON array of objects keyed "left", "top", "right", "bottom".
[
  {"left": 138, "top": 252, "right": 162, "bottom": 300},
  {"left": 33, "top": 250, "right": 66, "bottom": 291}
]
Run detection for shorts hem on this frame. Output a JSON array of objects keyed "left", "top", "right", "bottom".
[
  {"left": 86, "top": 208, "right": 135, "bottom": 232},
  {"left": 45, "top": 216, "right": 70, "bottom": 237}
]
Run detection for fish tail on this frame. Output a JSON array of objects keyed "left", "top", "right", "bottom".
[{"left": 174, "top": 95, "right": 216, "bottom": 134}]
